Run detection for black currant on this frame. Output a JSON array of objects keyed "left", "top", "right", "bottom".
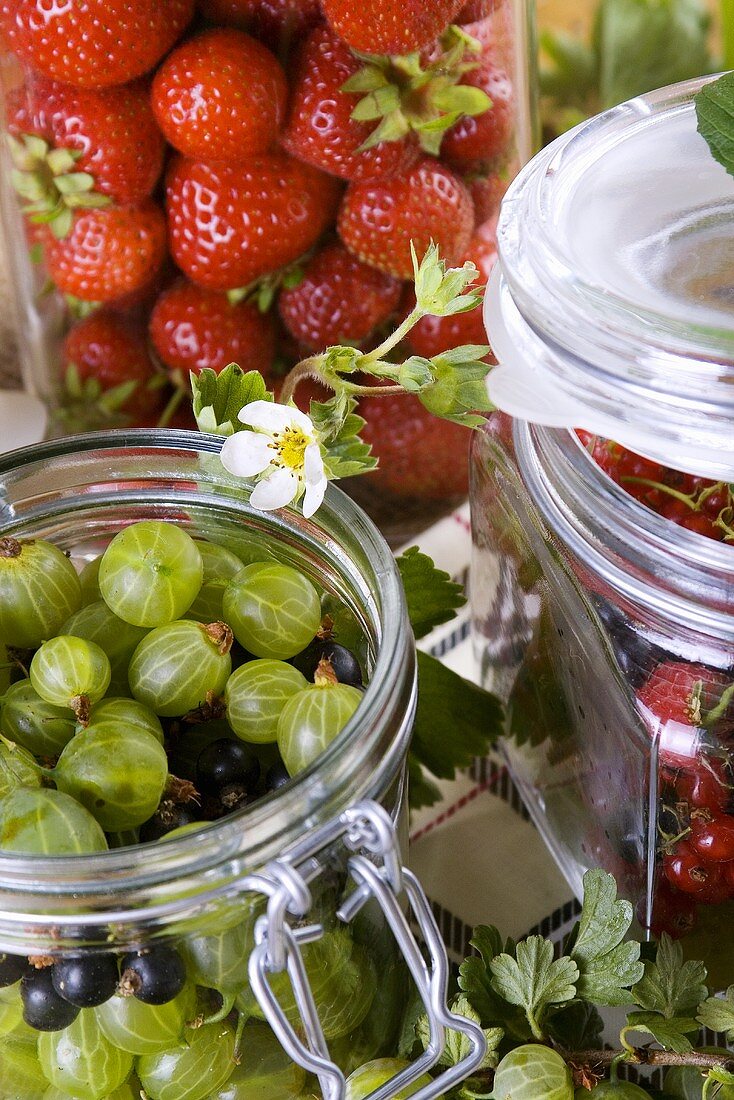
[
  {"left": 139, "top": 799, "right": 201, "bottom": 843},
  {"left": 21, "top": 967, "right": 80, "bottom": 1031},
  {"left": 119, "top": 945, "right": 187, "bottom": 1005},
  {"left": 0, "top": 952, "right": 29, "bottom": 987},
  {"left": 51, "top": 953, "right": 119, "bottom": 1008},
  {"left": 265, "top": 760, "right": 290, "bottom": 793},
  {"left": 195, "top": 738, "right": 260, "bottom": 797},
  {"left": 291, "top": 638, "right": 363, "bottom": 687}
]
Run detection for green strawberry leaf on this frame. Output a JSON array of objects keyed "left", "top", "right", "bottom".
[
  {"left": 191, "top": 364, "right": 272, "bottom": 437},
  {"left": 396, "top": 546, "right": 465, "bottom": 639},
  {"left": 632, "top": 934, "right": 708, "bottom": 1018},
  {"left": 697, "top": 985, "right": 734, "bottom": 1039},
  {"left": 695, "top": 72, "right": 734, "bottom": 179},
  {"left": 570, "top": 868, "right": 644, "bottom": 1005},
  {"left": 408, "top": 651, "right": 502, "bottom": 808}
]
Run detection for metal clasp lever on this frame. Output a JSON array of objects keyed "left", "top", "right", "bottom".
[{"left": 247, "top": 800, "right": 487, "bottom": 1100}]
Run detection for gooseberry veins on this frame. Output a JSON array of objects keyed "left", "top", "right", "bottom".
[
  {"left": 99, "top": 520, "right": 203, "bottom": 628},
  {"left": 0, "top": 537, "right": 81, "bottom": 648},
  {"left": 128, "top": 620, "right": 232, "bottom": 717}
]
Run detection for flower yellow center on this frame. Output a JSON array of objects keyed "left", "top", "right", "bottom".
[{"left": 271, "top": 426, "right": 309, "bottom": 471}]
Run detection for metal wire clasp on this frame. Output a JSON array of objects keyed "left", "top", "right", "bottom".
[{"left": 245, "top": 799, "right": 487, "bottom": 1100}]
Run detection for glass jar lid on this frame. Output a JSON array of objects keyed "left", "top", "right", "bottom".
[{"left": 485, "top": 75, "right": 734, "bottom": 479}]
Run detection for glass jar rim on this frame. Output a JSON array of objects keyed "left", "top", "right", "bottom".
[
  {"left": 513, "top": 421, "right": 734, "bottom": 645},
  {"left": 486, "top": 76, "right": 734, "bottom": 479},
  {"left": 0, "top": 430, "right": 416, "bottom": 939}
]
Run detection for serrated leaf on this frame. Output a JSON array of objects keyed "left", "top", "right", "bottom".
[
  {"left": 696, "top": 73, "right": 734, "bottom": 179},
  {"left": 570, "top": 869, "right": 643, "bottom": 1005},
  {"left": 625, "top": 1011, "right": 698, "bottom": 1054},
  {"left": 459, "top": 929, "right": 531, "bottom": 1040},
  {"left": 632, "top": 934, "right": 708, "bottom": 1019},
  {"left": 417, "top": 995, "right": 502, "bottom": 1070},
  {"left": 408, "top": 652, "right": 502, "bottom": 810},
  {"left": 697, "top": 986, "right": 734, "bottom": 1039},
  {"left": 397, "top": 986, "right": 426, "bottom": 1059},
  {"left": 396, "top": 546, "right": 465, "bottom": 639},
  {"left": 191, "top": 364, "right": 272, "bottom": 437},
  {"left": 490, "top": 938, "right": 578, "bottom": 1029},
  {"left": 709, "top": 1066, "right": 734, "bottom": 1086},
  {"left": 407, "top": 754, "right": 442, "bottom": 810},
  {"left": 547, "top": 999, "right": 605, "bottom": 1050}
]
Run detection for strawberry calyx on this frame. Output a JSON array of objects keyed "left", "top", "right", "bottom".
[
  {"left": 226, "top": 255, "right": 309, "bottom": 312},
  {"left": 53, "top": 360, "right": 162, "bottom": 431},
  {"left": 7, "top": 133, "right": 111, "bottom": 240},
  {"left": 343, "top": 25, "right": 492, "bottom": 156}
]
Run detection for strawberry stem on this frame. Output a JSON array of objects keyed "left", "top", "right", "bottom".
[{"left": 619, "top": 476, "right": 697, "bottom": 509}]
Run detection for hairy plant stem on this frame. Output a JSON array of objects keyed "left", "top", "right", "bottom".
[
  {"left": 278, "top": 356, "right": 330, "bottom": 405},
  {"left": 361, "top": 306, "right": 424, "bottom": 364},
  {"left": 561, "top": 1049, "right": 734, "bottom": 1071}
]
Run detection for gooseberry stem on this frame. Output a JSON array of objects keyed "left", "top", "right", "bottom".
[{"left": 561, "top": 1048, "right": 734, "bottom": 1071}]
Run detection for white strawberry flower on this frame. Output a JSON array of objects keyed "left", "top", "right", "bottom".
[{"left": 219, "top": 400, "right": 328, "bottom": 518}]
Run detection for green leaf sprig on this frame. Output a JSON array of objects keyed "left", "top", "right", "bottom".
[
  {"left": 406, "top": 871, "right": 734, "bottom": 1100},
  {"left": 190, "top": 242, "right": 494, "bottom": 491}
]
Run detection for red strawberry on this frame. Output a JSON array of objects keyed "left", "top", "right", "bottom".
[
  {"left": 152, "top": 28, "right": 288, "bottom": 163},
  {"left": 165, "top": 153, "right": 341, "bottom": 291},
  {"left": 278, "top": 241, "right": 401, "bottom": 352},
  {"left": 319, "top": 0, "right": 464, "bottom": 54},
  {"left": 442, "top": 59, "right": 515, "bottom": 171},
  {"left": 196, "top": 0, "right": 321, "bottom": 53},
  {"left": 456, "top": 0, "right": 498, "bottom": 22},
  {"left": 337, "top": 157, "right": 474, "bottom": 279},
  {"left": 0, "top": 0, "right": 194, "bottom": 89},
  {"left": 7, "top": 76, "right": 165, "bottom": 206},
  {"left": 62, "top": 310, "right": 162, "bottom": 420},
  {"left": 359, "top": 389, "right": 471, "bottom": 500},
  {"left": 467, "top": 171, "right": 508, "bottom": 227},
  {"left": 150, "top": 280, "right": 277, "bottom": 376},
  {"left": 43, "top": 201, "right": 167, "bottom": 303},
  {"left": 281, "top": 26, "right": 419, "bottom": 184}
]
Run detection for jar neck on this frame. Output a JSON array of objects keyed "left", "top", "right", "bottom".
[
  {"left": 513, "top": 421, "right": 734, "bottom": 644},
  {"left": 0, "top": 431, "right": 416, "bottom": 949}
]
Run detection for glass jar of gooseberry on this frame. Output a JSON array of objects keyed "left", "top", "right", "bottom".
[
  {"left": 0, "top": 429, "right": 484, "bottom": 1100},
  {"left": 471, "top": 78, "right": 734, "bottom": 987}
]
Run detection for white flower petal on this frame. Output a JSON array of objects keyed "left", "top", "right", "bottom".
[
  {"left": 220, "top": 432, "right": 273, "bottom": 477},
  {"left": 250, "top": 467, "right": 299, "bottom": 511},
  {"left": 303, "top": 442, "right": 326, "bottom": 486},
  {"left": 238, "top": 400, "right": 301, "bottom": 433},
  {"left": 303, "top": 473, "right": 327, "bottom": 518}
]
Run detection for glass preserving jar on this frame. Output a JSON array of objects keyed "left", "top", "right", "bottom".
[
  {"left": 0, "top": 0, "right": 537, "bottom": 542},
  {"left": 471, "top": 77, "right": 734, "bottom": 985},
  {"left": 0, "top": 430, "right": 485, "bottom": 1100}
]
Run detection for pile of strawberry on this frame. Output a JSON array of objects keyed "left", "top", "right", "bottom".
[
  {"left": 1, "top": 0, "right": 513, "bottom": 507},
  {"left": 577, "top": 433, "right": 734, "bottom": 542}
]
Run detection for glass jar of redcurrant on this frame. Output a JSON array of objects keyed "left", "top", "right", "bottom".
[
  {"left": 0, "top": 430, "right": 485, "bottom": 1100},
  {"left": 471, "top": 77, "right": 734, "bottom": 986},
  {"left": 0, "top": 0, "right": 536, "bottom": 540}
]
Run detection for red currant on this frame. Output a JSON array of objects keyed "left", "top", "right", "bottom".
[
  {"left": 662, "top": 840, "right": 719, "bottom": 896},
  {"left": 675, "top": 760, "right": 731, "bottom": 812},
  {"left": 690, "top": 814, "right": 734, "bottom": 862}
]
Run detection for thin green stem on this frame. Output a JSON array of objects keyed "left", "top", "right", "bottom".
[
  {"left": 157, "top": 386, "right": 185, "bottom": 429},
  {"left": 619, "top": 1027, "right": 640, "bottom": 1058},
  {"left": 721, "top": 0, "right": 734, "bottom": 69},
  {"left": 360, "top": 307, "right": 424, "bottom": 364},
  {"left": 338, "top": 381, "right": 405, "bottom": 397},
  {"left": 526, "top": 1010, "right": 545, "bottom": 1042},
  {"left": 620, "top": 476, "right": 696, "bottom": 509},
  {"left": 704, "top": 680, "right": 734, "bottom": 728}
]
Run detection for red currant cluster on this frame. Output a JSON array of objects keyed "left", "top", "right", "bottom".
[
  {"left": 637, "top": 661, "right": 734, "bottom": 936},
  {"left": 578, "top": 433, "right": 734, "bottom": 542}
]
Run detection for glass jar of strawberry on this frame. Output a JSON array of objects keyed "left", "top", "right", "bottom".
[
  {"left": 471, "top": 77, "right": 734, "bottom": 985},
  {"left": 0, "top": 0, "right": 536, "bottom": 541}
]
